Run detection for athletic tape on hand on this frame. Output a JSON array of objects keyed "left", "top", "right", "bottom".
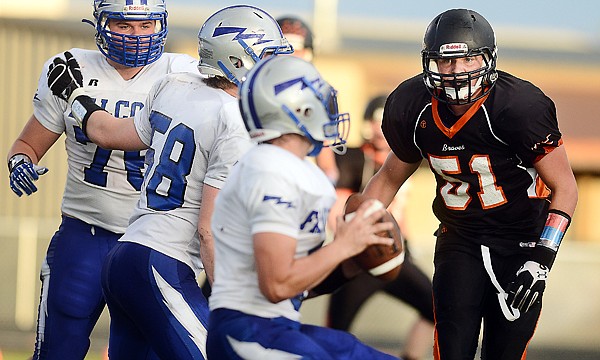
[{"left": 344, "top": 199, "right": 384, "bottom": 222}]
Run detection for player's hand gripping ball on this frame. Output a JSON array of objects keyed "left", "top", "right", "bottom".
[{"left": 343, "top": 193, "right": 405, "bottom": 281}]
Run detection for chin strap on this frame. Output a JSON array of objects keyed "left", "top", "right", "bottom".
[{"left": 481, "top": 245, "right": 520, "bottom": 321}]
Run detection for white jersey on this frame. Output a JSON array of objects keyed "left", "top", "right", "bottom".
[
  {"left": 121, "top": 72, "right": 253, "bottom": 274},
  {"left": 209, "top": 144, "right": 336, "bottom": 321},
  {"left": 33, "top": 48, "right": 198, "bottom": 233}
]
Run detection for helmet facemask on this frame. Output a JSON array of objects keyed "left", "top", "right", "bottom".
[
  {"left": 280, "top": 79, "right": 349, "bottom": 156},
  {"left": 90, "top": 0, "right": 168, "bottom": 67},
  {"left": 423, "top": 48, "right": 497, "bottom": 105},
  {"left": 421, "top": 9, "right": 499, "bottom": 105}
]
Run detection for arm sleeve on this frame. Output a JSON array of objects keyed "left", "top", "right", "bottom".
[
  {"left": 382, "top": 88, "right": 423, "bottom": 163},
  {"left": 243, "top": 167, "right": 301, "bottom": 239},
  {"left": 133, "top": 80, "right": 163, "bottom": 146},
  {"left": 498, "top": 87, "right": 562, "bottom": 167},
  {"left": 203, "top": 101, "right": 254, "bottom": 190},
  {"left": 32, "top": 54, "right": 69, "bottom": 134}
]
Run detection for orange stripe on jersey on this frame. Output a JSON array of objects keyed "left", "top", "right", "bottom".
[
  {"left": 432, "top": 292, "right": 440, "bottom": 360},
  {"left": 533, "top": 176, "right": 551, "bottom": 198},
  {"left": 534, "top": 139, "right": 563, "bottom": 163},
  {"left": 433, "top": 331, "right": 441, "bottom": 360},
  {"left": 432, "top": 94, "right": 489, "bottom": 139}
]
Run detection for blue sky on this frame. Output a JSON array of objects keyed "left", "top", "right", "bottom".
[{"left": 180, "top": 0, "right": 600, "bottom": 39}]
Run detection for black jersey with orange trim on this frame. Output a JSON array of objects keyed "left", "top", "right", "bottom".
[{"left": 382, "top": 70, "right": 561, "bottom": 245}]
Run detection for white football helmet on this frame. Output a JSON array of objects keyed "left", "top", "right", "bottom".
[
  {"left": 240, "top": 56, "right": 350, "bottom": 157},
  {"left": 88, "top": 0, "right": 168, "bottom": 67},
  {"left": 198, "top": 5, "right": 293, "bottom": 86}
]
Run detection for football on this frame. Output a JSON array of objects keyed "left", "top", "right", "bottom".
[{"left": 343, "top": 193, "right": 404, "bottom": 282}]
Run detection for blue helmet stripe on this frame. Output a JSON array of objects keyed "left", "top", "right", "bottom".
[
  {"left": 246, "top": 57, "right": 274, "bottom": 130},
  {"left": 125, "top": 0, "right": 149, "bottom": 5}
]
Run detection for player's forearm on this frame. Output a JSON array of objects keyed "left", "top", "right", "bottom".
[
  {"left": 86, "top": 113, "right": 146, "bottom": 151},
  {"left": 534, "top": 184, "right": 577, "bottom": 269},
  {"left": 548, "top": 186, "right": 578, "bottom": 218},
  {"left": 260, "top": 243, "right": 346, "bottom": 303},
  {"left": 8, "top": 115, "right": 60, "bottom": 163},
  {"left": 363, "top": 154, "right": 420, "bottom": 208},
  {"left": 198, "top": 185, "right": 219, "bottom": 285},
  {"left": 69, "top": 92, "right": 145, "bottom": 151},
  {"left": 363, "top": 172, "right": 399, "bottom": 207},
  {"left": 530, "top": 146, "right": 578, "bottom": 268},
  {"left": 535, "top": 146, "right": 578, "bottom": 217},
  {"left": 298, "top": 242, "right": 351, "bottom": 290},
  {"left": 8, "top": 140, "right": 39, "bottom": 163},
  {"left": 199, "top": 229, "right": 215, "bottom": 285}
]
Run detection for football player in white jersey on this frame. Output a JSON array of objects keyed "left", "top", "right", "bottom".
[
  {"left": 206, "top": 55, "right": 400, "bottom": 359},
  {"left": 46, "top": 5, "right": 291, "bottom": 359},
  {"left": 6, "top": 1, "right": 197, "bottom": 359}
]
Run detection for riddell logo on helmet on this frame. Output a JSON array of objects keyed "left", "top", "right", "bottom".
[
  {"left": 123, "top": 5, "right": 150, "bottom": 12},
  {"left": 440, "top": 43, "right": 468, "bottom": 54},
  {"left": 251, "top": 131, "right": 266, "bottom": 139}
]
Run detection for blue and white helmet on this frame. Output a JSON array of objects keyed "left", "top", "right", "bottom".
[
  {"left": 198, "top": 5, "right": 293, "bottom": 86},
  {"left": 90, "top": 0, "right": 168, "bottom": 67},
  {"left": 240, "top": 56, "right": 350, "bottom": 157}
]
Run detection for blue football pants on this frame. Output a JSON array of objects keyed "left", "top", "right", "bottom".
[
  {"left": 101, "top": 241, "right": 209, "bottom": 360},
  {"left": 33, "top": 215, "right": 120, "bottom": 360},
  {"left": 207, "top": 308, "right": 399, "bottom": 359}
]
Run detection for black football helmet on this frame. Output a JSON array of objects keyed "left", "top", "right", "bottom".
[
  {"left": 422, "top": 9, "right": 498, "bottom": 105},
  {"left": 276, "top": 16, "right": 314, "bottom": 50}
]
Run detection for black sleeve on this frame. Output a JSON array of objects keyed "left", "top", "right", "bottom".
[
  {"left": 495, "top": 79, "right": 562, "bottom": 166},
  {"left": 382, "top": 77, "right": 427, "bottom": 164},
  {"left": 335, "top": 148, "right": 365, "bottom": 191}
]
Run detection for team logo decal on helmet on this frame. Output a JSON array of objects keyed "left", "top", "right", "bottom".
[
  {"left": 198, "top": 5, "right": 292, "bottom": 86},
  {"left": 212, "top": 27, "right": 271, "bottom": 47},
  {"left": 240, "top": 56, "right": 349, "bottom": 157}
]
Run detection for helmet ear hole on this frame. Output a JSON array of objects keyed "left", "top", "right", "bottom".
[
  {"left": 229, "top": 56, "right": 243, "bottom": 69},
  {"left": 197, "top": 5, "right": 293, "bottom": 84},
  {"left": 239, "top": 56, "right": 349, "bottom": 156}
]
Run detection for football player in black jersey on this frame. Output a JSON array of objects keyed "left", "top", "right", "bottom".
[
  {"left": 327, "top": 95, "right": 435, "bottom": 360},
  {"left": 362, "top": 9, "right": 578, "bottom": 360}
]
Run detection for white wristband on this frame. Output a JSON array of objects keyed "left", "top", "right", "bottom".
[{"left": 67, "top": 87, "right": 88, "bottom": 105}]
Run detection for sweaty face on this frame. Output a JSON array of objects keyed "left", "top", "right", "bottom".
[
  {"left": 108, "top": 19, "right": 156, "bottom": 35},
  {"left": 108, "top": 19, "right": 157, "bottom": 51},
  {"left": 435, "top": 55, "right": 486, "bottom": 102},
  {"left": 436, "top": 56, "right": 483, "bottom": 84}
]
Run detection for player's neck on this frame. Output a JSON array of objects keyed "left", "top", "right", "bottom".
[
  {"left": 270, "top": 134, "right": 311, "bottom": 159},
  {"left": 448, "top": 87, "right": 485, "bottom": 116},
  {"left": 223, "top": 86, "right": 238, "bottom": 98},
  {"left": 448, "top": 103, "right": 471, "bottom": 116}
]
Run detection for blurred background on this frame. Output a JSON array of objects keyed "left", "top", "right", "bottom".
[{"left": 1, "top": 0, "right": 599, "bottom": 359}]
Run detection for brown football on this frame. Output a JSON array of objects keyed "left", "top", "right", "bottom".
[{"left": 343, "top": 193, "right": 404, "bottom": 282}]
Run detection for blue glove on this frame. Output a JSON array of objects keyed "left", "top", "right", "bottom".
[
  {"left": 8, "top": 154, "right": 49, "bottom": 197},
  {"left": 506, "top": 260, "right": 549, "bottom": 313}
]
